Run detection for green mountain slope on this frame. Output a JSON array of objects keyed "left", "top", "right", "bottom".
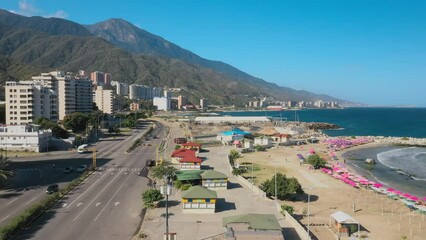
[
  {"left": 85, "top": 18, "right": 347, "bottom": 103},
  {"left": 0, "top": 9, "right": 90, "bottom": 36}
]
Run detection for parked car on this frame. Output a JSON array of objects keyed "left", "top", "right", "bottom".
[
  {"left": 63, "top": 167, "right": 73, "bottom": 173},
  {"left": 77, "top": 164, "right": 88, "bottom": 173},
  {"left": 46, "top": 184, "right": 59, "bottom": 194},
  {"left": 147, "top": 159, "right": 156, "bottom": 167}
]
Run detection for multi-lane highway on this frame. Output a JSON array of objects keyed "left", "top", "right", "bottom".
[{"left": 0, "top": 120, "right": 165, "bottom": 240}]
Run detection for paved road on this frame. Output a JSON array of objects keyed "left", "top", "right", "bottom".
[{"left": 1, "top": 120, "right": 164, "bottom": 240}]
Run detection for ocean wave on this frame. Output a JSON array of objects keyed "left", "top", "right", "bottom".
[{"left": 377, "top": 147, "right": 426, "bottom": 180}]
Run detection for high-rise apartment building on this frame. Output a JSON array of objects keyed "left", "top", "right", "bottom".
[
  {"left": 153, "top": 97, "right": 171, "bottom": 111},
  {"left": 177, "top": 95, "right": 187, "bottom": 110},
  {"left": 129, "top": 84, "right": 163, "bottom": 100},
  {"left": 5, "top": 81, "right": 58, "bottom": 125},
  {"left": 90, "top": 71, "right": 112, "bottom": 86},
  {"left": 200, "top": 98, "right": 208, "bottom": 110},
  {"left": 94, "top": 86, "right": 114, "bottom": 114},
  {"left": 112, "top": 81, "right": 129, "bottom": 96}
]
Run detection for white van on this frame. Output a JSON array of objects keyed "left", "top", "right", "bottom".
[{"left": 77, "top": 144, "right": 90, "bottom": 153}]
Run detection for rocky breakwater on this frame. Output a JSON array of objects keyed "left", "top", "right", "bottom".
[
  {"left": 304, "top": 122, "right": 341, "bottom": 130},
  {"left": 373, "top": 136, "right": 426, "bottom": 147}
]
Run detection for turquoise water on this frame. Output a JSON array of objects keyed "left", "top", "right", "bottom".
[{"left": 220, "top": 108, "right": 426, "bottom": 138}]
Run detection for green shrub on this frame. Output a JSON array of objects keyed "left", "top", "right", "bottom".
[
  {"left": 306, "top": 154, "right": 326, "bottom": 169},
  {"left": 174, "top": 145, "right": 181, "bottom": 150},
  {"left": 232, "top": 168, "right": 247, "bottom": 176},
  {"left": 254, "top": 145, "right": 266, "bottom": 152},
  {"left": 260, "top": 173, "right": 303, "bottom": 200},
  {"left": 281, "top": 204, "right": 295, "bottom": 215},
  {"left": 181, "top": 184, "right": 191, "bottom": 191},
  {"left": 142, "top": 189, "right": 164, "bottom": 208}
]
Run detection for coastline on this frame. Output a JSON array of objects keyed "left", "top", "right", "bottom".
[{"left": 338, "top": 143, "right": 426, "bottom": 198}]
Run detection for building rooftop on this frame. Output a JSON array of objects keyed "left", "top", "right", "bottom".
[
  {"left": 182, "top": 186, "right": 217, "bottom": 199},
  {"left": 200, "top": 170, "right": 228, "bottom": 179},
  {"left": 223, "top": 214, "right": 282, "bottom": 231},
  {"left": 171, "top": 149, "right": 196, "bottom": 158},
  {"left": 179, "top": 156, "right": 203, "bottom": 164},
  {"left": 330, "top": 211, "right": 359, "bottom": 224},
  {"left": 175, "top": 170, "right": 203, "bottom": 181}
]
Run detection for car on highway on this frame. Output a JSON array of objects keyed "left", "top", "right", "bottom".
[
  {"left": 63, "top": 167, "right": 73, "bottom": 173},
  {"left": 147, "top": 143, "right": 152, "bottom": 146},
  {"left": 76, "top": 164, "right": 88, "bottom": 172},
  {"left": 46, "top": 184, "right": 59, "bottom": 194},
  {"left": 77, "top": 144, "right": 90, "bottom": 153}
]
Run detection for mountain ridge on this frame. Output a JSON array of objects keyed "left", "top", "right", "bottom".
[{"left": 0, "top": 9, "right": 359, "bottom": 106}]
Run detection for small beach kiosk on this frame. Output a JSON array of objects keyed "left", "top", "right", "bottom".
[
  {"left": 201, "top": 170, "right": 228, "bottom": 190},
  {"left": 182, "top": 186, "right": 217, "bottom": 213},
  {"left": 181, "top": 142, "right": 202, "bottom": 152},
  {"left": 329, "top": 211, "right": 360, "bottom": 237},
  {"left": 179, "top": 155, "right": 203, "bottom": 171},
  {"left": 171, "top": 149, "right": 197, "bottom": 164},
  {"left": 222, "top": 214, "right": 284, "bottom": 240}
]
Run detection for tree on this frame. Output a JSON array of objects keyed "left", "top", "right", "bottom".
[
  {"left": 0, "top": 156, "right": 14, "bottom": 184},
  {"left": 259, "top": 173, "right": 303, "bottom": 200},
  {"left": 63, "top": 112, "right": 90, "bottom": 133},
  {"left": 254, "top": 145, "right": 266, "bottom": 152},
  {"left": 150, "top": 163, "right": 177, "bottom": 181},
  {"left": 307, "top": 154, "right": 326, "bottom": 169},
  {"left": 142, "top": 189, "right": 164, "bottom": 208},
  {"left": 34, "top": 117, "right": 69, "bottom": 139}
]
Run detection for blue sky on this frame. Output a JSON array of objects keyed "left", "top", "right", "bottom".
[{"left": 1, "top": 0, "right": 426, "bottom": 106}]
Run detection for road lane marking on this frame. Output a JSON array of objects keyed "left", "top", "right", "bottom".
[
  {"left": 25, "top": 196, "right": 38, "bottom": 205},
  {"left": 96, "top": 202, "right": 101, "bottom": 207},
  {"left": 7, "top": 197, "right": 20, "bottom": 205},
  {"left": 76, "top": 203, "right": 83, "bottom": 207},
  {"left": 0, "top": 215, "right": 10, "bottom": 223},
  {"left": 73, "top": 170, "right": 123, "bottom": 222},
  {"left": 66, "top": 172, "right": 108, "bottom": 209},
  {"left": 94, "top": 172, "right": 133, "bottom": 221},
  {"left": 62, "top": 203, "right": 68, "bottom": 208},
  {"left": 114, "top": 202, "right": 120, "bottom": 207}
]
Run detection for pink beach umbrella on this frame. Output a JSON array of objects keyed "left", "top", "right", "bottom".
[
  {"left": 409, "top": 196, "right": 420, "bottom": 201},
  {"left": 387, "top": 188, "right": 395, "bottom": 192},
  {"left": 394, "top": 190, "right": 403, "bottom": 195},
  {"left": 373, "top": 183, "right": 383, "bottom": 188},
  {"left": 403, "top": 193, "right": 412, "bottom": 198}
]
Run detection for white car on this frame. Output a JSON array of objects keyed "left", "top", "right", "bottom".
[{"left": 77, "top": 164, "right": 88, "bottom": 172}]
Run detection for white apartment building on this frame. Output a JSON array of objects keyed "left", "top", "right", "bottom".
[
  {"left": 94, "top": 86, "right": 114, "bottom": 114},
  {"left": 129, "top": 84, "right": 162, "bottom": 100},
  {"left": 200, "top": 98, "right": 208, "bottom": 110},
  {"left": 5, "top": 82, "right": 58, "bottom": 125},
  {"left": 33, "top": 72, "right": 92, "bottom": 120},
  {"left": 111, "top": 81, "right": 129, "bottom": 96},
  {"left": 0, "top": 124, "right": 52, "bottom": 152},
  {"left": 153, "top": 97, "right": 171, "bottom": 111}
]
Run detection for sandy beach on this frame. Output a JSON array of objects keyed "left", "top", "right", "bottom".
[{"left": 235, "top": 140, "right": 426, "bottom": 240}]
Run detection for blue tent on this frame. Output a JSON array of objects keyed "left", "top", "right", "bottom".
[{"left": 222, "top": 128, "right": 251, "bottom": 136}]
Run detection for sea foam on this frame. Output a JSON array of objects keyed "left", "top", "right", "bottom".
[{"left": 377, "top": 147, "right": 426, "bottom": 181}]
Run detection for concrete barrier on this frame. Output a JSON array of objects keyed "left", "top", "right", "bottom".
[{"left": 277, "top": 204, "right": 311, "bottom": 240}]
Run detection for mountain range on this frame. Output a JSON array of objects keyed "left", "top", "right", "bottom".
[{"left": 0, "top": 9, "right": 358, "bottom": 106}]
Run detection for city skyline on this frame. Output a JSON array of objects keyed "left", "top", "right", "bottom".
[{"left": 2, "top": 0, "right": 426, "bottom": 106}]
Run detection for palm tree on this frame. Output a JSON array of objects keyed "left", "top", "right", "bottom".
[{"left": 0, "top": 156, "right": 14, "bottom": 183}]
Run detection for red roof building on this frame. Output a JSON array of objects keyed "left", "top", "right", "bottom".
[
  {"left": 181, "top": 142, "right": 202, "bottom": 151},
  {"left": 171, "top": 149, "right": 197, "bottom": 164},
  {"left": 179, "top": 156, "right": 203, "bottom": 170}
]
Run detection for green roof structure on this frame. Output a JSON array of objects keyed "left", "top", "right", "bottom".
[
  {"left": 175, "top": 170, "right": 203, "bottom": 181},
  {"left": 222, "top": 214, "right": 282, "bottom": 231},
  {"left": 182, "top": 186, "right": 217, "bottom": 199},
  {"left": 200, "top": 170, "right": 228, "bottom": 179}
]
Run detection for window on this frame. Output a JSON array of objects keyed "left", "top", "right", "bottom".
[{"left": 20, "top": 89, "right": 26, "bottom": 93}]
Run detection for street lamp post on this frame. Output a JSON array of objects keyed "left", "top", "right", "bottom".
[
  {"left": 303, "top": 186, "right": 312, "bottom": 240},
  {"left": 161, "top": 178, "right": 172, "bottom": 240}
]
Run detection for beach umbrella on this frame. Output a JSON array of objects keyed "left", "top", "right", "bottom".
[
  {"left": 373, "top": 183, "right": 383, "bottom": 188},
  {"left": 423, "top": 197, "right": 426, "bottom": 201},
  {"left": 403, "top": 193, "right": 412, "bottom": 198},
  {"left": 409, "top": 196, "right": 420, "bottom": 201},
  {"left": 387, "top": 188, "right": 395, "bottom": 192}
]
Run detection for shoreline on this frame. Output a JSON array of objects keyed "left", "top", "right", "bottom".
[{"left": 338, "top": 143, "right": 426, "bottom": 198}]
